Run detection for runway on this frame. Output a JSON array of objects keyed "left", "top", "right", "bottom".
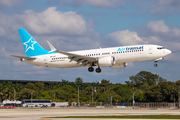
[{"left": 0, "top": 108, "right": 180, "bottom": 120}]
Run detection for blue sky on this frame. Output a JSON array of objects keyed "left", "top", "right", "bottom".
[{"left": 0, "top": 0, "right": 180, "bottom": 83}]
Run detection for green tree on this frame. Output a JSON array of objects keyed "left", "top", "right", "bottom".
[
  {"left": 0, "top": 83, "right": 4, "bottom": 101},
  {"left": 146, "top": 81, "right": 177, "bottom": 102},
  {"left": 4, "top": 82, "right": 13, "bottom": 100},
  {"left": 61, "top": 79, "right": 68, "bottom": 87},
  {"left": 113, "top": 84, "right": 131, "bottom": 103},
  {"left": 75, "top": 77, "right": 83, "bottom": 85},
  {"left": 129, "top": 71, "right": 166, "bottom": 90}
]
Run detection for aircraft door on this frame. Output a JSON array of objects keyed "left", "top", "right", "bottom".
[
  {"left": 149, "top": 46, "right": 153, "bottom": 54},
  {"left": 44, "top": 56, "right": 48, "bottom": 67}
]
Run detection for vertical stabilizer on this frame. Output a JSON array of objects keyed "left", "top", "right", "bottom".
[{"left": 18, "top": 28, "right": 50, "bottom": 57}]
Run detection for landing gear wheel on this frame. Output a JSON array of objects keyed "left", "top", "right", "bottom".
[
  {"left": 154, "top": 64, "right": 158, "bottom": 67},
  {"left": 154, "top": 61, "right": 158, "bottom": 67},
  {"left": 88, "top": 67, "right": 94, "bottom": 72},
  {"left": 96, "top": 68, "right": 101, "bottom": 73}
]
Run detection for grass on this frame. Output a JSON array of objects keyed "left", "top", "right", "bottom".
[{"left": 47, "top": 115, "right": 180, "bottom": 119}]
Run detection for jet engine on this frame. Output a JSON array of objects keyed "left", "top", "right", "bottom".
[{"left": 98, "top": 56, "right": 115, "bottom": 67}]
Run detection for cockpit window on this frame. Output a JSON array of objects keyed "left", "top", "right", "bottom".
[{"left": 157, "top": 47, "right": 164, "bottom": 50}]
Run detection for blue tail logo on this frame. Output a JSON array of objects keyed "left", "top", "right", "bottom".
[
  {"left": 18, "top": 28, "right": 56, "bottom": 57},
  {"left": 23, "top": 37, "right": 37, "bottom": 52}
]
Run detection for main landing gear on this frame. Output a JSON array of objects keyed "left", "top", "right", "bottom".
[
  {"left": 154, "top": 61, "right": 158, "bottom": 67},
  {"left": 88, "top": 67, "right": 94, "bottom": 72},
  {"left": 88, "top": 67, "right": 101, "bottom": 73},
  {"left": 96, "top": 67, "right": 101, "bottom": 73}
]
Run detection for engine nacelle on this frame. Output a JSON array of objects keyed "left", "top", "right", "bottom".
[
  {"left": 111, "top": 63, "right": 127, "bottom": 68},
  {"left": 98, "top": 56, "right": 115, "bottom": 67}
]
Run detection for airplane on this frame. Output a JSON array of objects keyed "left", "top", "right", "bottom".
[{"left": 11, "top": 28, "right": 172, "bottom": 73}]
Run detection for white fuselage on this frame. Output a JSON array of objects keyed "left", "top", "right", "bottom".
[{"left": 23, "top": 44, "right": 171, "bottom": 68}]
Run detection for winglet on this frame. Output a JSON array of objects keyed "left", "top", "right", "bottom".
[{"left": 47, "top": 41, "right": 57, "bottom": 52}]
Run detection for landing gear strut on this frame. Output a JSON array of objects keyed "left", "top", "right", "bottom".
[
  {"left": 154, "top": 61, "right": 158, "bottom": 67},
  {"left": 88, "top": 67, "right": 94, "bottom": 72}
]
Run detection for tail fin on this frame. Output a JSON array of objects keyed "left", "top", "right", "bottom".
[{"left": 18, "top": 28, "right": 51, "bottom": 57}]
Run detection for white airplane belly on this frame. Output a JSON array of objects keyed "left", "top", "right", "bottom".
[{"left": 48, "top": 59, "right": 81, "bottom": 68}]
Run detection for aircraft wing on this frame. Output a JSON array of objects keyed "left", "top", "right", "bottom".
[
  {"left": 10, "top": 55, "right": 36, "bottom": 60},
  {"left": 47, "top": 41, "right": 97, "bottom": 66}
]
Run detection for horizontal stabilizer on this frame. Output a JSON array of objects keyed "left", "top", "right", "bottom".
[{"left": 10, "top": 55, "right": 36, "bottom": 60}]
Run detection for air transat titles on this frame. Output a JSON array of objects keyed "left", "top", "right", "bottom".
[{"left": 117, "top": 46, "right": 144, "bottom": 52}]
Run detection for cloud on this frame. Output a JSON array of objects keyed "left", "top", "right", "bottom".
[
  {"left": 107, "top": 30, "right": 146, "bottom": 45},
  {"left": 61, "top": 0, "right": 125, "bottom": 8},
  {"left": 142, "top": 36, "right": 161, "bottom": 44},
  {"left": 138, "top": 20, "right": 180, "bottom": 44},
  {"left": 79, "top": 0, "right": 125, "bottom": 8},
  {"left": 126, "top": 0, "right": 180, "bottom": 16},
  {"left": 0, "top": 0, "right": 20, "bottom": 7},
  {"left": 166, "top": 52, "right": 180, "bottom": 62},
  {"left": 172, "top": 27, "right": 180, "bottom": 36},
  {"left": 0, "top": 47, "right": 10, "bottom": 58},
  {"left": 0, "top": 26, "right": 5, "bottom": 36},
  {"left": 0, "top": 7, "right": 100, "bottom": 52},
  {"left": 0, "top": 7, "right": 92, "bottom": 37},
  {"left": 147, "top": 20, "right": 169, "bottom": 33},
  {"left": 12, "top": 59, "right": 22, "bottom": 66},
  {"left": 23, "top": 7, "right": 88, "bottom": 36},
  {"left": 163, "top": 42, "right": 180, "bottom": 52},
  {"left": 151, "top": 0, "right": 180, "bottom": 15}
]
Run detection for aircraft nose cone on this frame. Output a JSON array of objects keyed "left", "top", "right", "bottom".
[{"left": 167, "top": 49, "right": 172, "bottom": 55}]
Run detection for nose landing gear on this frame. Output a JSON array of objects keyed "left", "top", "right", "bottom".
[{"left": 154, "top": 61, "right": 158, "bottom": 67}]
